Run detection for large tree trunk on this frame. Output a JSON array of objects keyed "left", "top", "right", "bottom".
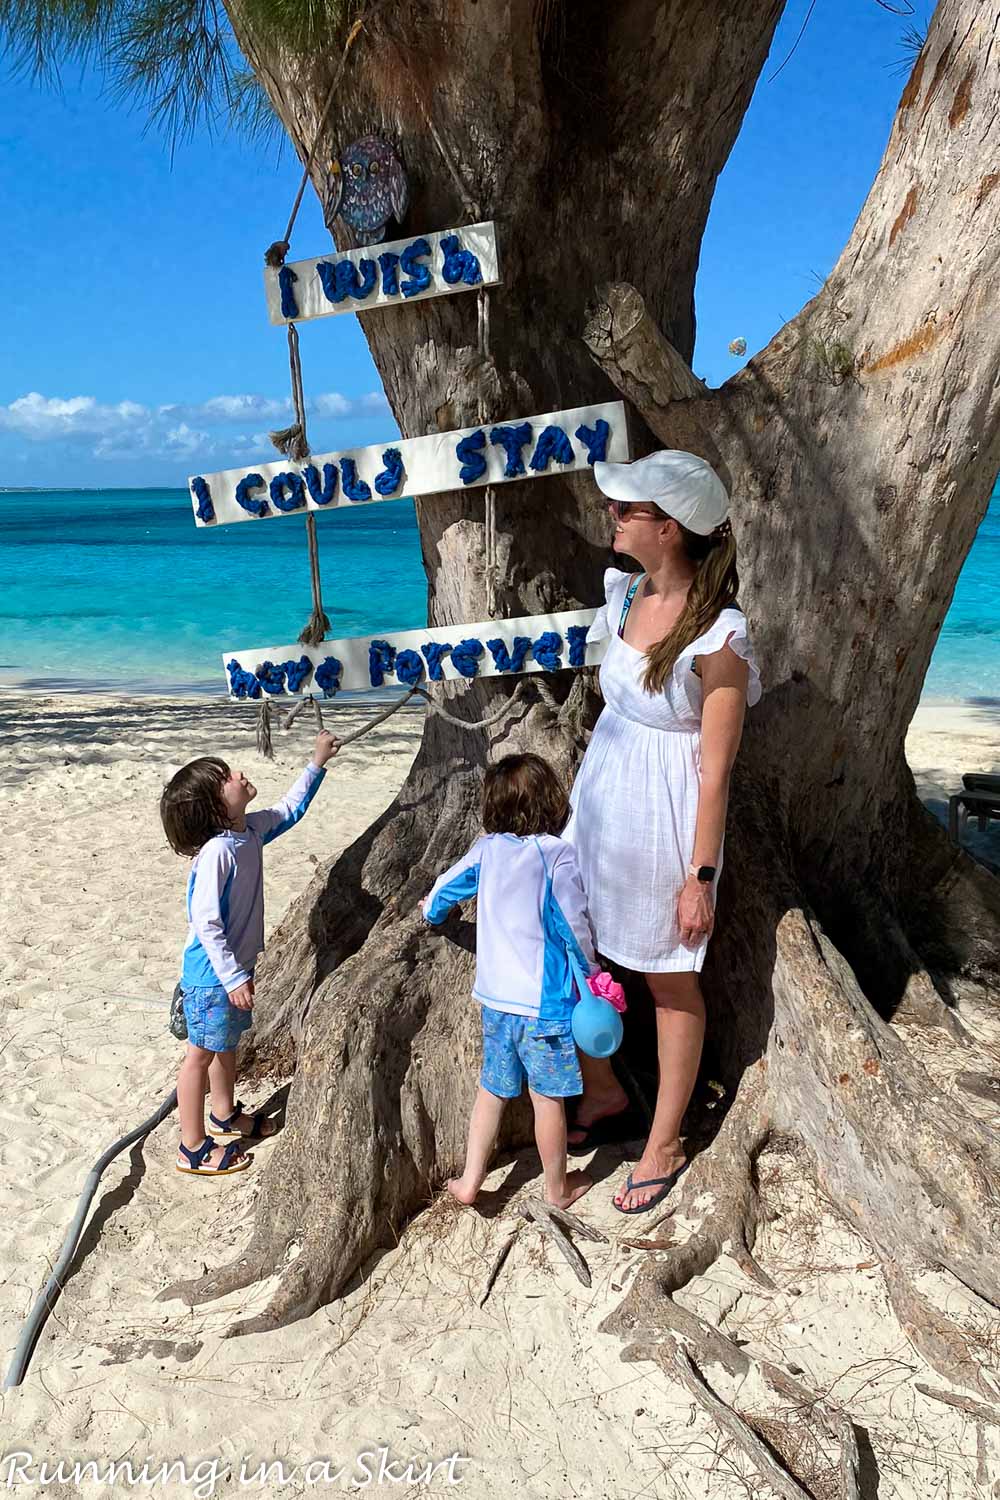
[{"left": 178, "top": 0, "right": 1000, "bottom": 1414}]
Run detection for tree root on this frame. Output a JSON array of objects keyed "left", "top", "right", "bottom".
[
  {"left": 915, "top": 1382, "right": 1000, "bottom": 1427},
  {"left": 667, "top": 1341, "right": 815, "bottom": 1500},
  {"left": 885, "top": 1261, "right": 1000, "bottom": 1401},
  {"left": 623, "top": 1318, "right": 862, "bottom": 1498},
  {"left": 158, "top": 1245, "right": 272, "bottom": 1309},
  {"left": 602, "top": 1069, "right": 771, "bottom": 1346}
]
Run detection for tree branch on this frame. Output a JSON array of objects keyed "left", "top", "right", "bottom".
[{"left": 582, "top": 281, "right": 728, "bottom": 470}]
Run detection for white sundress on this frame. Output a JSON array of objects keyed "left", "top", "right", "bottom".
[{"left": 564, "top": 568, "right": 762, "bottom": 974}]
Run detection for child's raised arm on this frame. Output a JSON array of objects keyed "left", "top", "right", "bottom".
[
  {"left": 422, "top": 839, "right": 484, "bottom": 925},
  {"left": 246, "top": 732, "right": 338, "bottom": 845}
]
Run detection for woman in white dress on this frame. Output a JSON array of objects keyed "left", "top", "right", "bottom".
[{"left": 564, "top": 450, "right": 761, "bottom": 1213}]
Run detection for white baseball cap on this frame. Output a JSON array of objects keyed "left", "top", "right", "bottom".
[{"left": 593, "top": 449, "right": 729, "bottom": 536}]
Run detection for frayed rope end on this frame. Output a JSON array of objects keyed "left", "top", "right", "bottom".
[
  {"left": 269, "top": 424, "right": 310, "bottom": 463},
  {"left": 298, "top": 609, "right": 331, "bottom": 647}
]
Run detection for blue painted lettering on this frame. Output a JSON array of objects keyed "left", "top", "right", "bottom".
[
  {"left": 400, "top": 238, "right": 432, "bottom": 299},
  {"left": 456, "top": 429, "right": 487, "bottom": 485},
  {"left": 567, "top": 625, "right": 589, "bottom": 668},
  {"left": 489, "top": 423, "right": 533, "bottom": 479},
  {"left": 303, "top": 462, "right": 338, "bottom": 506},
  {"left": 531, "top": 631, "right": 563, "bottom": 671},
  {"left": 529, "top": 426, "right": 575, "bottom": 473},
  {"left": 278, "top": 265, "right": 299, "bottom": 319},
  {"left": 226, "top": 658, "right": 261, "bottom": 698},
  {"left": 255, "top": 660, "right": 287, "bottom": 694},
  {"left": 440, "top": 234, "right": 482, "bottom": 287},
  {"left": 485, "top": 636, "right": 531, "bottom": 673},
  {"left": 378, "top": 251, "right": 401, "bottom": 296},
  {"left": 341, "top": 458, "right": 372, "bottom": 503},
  {"left": 235, "top": 473, "right": 268, "bottom": 516},
  {"left": 451, "top": 638, "right": 484, "bottom": 678},
  {"left": 314, "top": 657, "right": 343, "bottom": 697},
  {"left": 191, "top": 476, "right": 215, "bottom": 523},
  {"left": 374, "top": 447, "right": 405, "bottom": 497},
  {"left": 269, "top": 472, "right": 307, "bottom": 512},
  {"left": 369, "top": 639, "right": 396, "bottom": 687},
  {"left": 574, "top": 419, "right": 610, "bottom": 465},
  {"left": 421, "top": 642, "right": 452, "bottom": 680},
  {"left": 282, "top": 656, "right": 312, "bottom": 692},
  {"left": 394, "top": 649, "right": 425, "bottom": 686}
]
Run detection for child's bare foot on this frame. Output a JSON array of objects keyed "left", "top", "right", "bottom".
[
  {"left": 545, "top": 1170, "right": 592, "bottom": 1209},
  {"left": 446, "top": 1175, "right": 482, "bottom": 1205}
]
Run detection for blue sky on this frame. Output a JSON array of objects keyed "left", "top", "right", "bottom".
[{"left": 0, "top": 0, "right": 920, "bottom": 489}]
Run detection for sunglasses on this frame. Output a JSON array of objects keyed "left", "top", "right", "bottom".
[{"left": 607, "top": 500, "right": 663, "bottom": 521}]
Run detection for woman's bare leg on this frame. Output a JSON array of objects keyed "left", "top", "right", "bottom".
[
  {"left": 566, "top": 1054, "right": 630, "bottom": 1145},
  {"left": 613, "top": 972, "right": 704, "bottom": 1211}
]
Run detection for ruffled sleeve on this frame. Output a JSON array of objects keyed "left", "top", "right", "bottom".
[
  {"left": 585, "top": 568, "right": 633, "bottom": 644},
  {"left": 678, "top": 608, "right": 762, "bottom": 707}
]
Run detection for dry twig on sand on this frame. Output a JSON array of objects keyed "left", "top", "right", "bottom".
[{"left": 517, "top": 1198, "right": 608, "bottom": 1289}]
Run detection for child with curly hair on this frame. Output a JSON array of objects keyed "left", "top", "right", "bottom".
[{"left": 160, "top": 732, "right": 338, "bottom": 1175}]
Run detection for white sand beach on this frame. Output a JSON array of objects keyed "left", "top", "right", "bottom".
[{"left": 0, "top": 692, "right": 997, "bottom": 1498}]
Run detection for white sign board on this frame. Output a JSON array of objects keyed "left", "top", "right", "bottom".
[
  {"left": 264, "top": 222, "right": 501, "bottom": 326},
  {"left": 222, "top": 607, "right": 605, "bottom": 700},
  {"left": 189, "top": 401, "right": 629, "bottom": 528}
]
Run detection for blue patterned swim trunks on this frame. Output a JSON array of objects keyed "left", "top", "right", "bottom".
[
  {"left": 182, "top": 984, "right": 253, "bottom": 1052},
  {"left": 480, "top": 1006, "right": 582, "bottom": 1099}
]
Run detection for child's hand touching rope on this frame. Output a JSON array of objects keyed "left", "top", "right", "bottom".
[{"left": 312, "top": 730, "right": 340, "bottom": 767}]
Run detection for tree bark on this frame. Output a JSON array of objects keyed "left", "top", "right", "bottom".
[{"left": 175, "top": 0, "right": 1000, "bottom": 1407}]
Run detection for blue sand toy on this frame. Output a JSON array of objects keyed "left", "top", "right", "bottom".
[{"left": 569, "top": 954, "right": 624, "bottom": 1059}]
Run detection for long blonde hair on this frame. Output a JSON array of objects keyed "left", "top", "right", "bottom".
[{"left": 642, "top": 518, "right": 739, "bottom": 694}]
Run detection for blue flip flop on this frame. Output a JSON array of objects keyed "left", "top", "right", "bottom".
[{"left": 612, "top": 1161, "right": 689, "bottom": 1214}]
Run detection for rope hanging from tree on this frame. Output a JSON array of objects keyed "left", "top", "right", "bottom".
[{"left": 250, "top": 26, "right": 525, "bottom": 760}]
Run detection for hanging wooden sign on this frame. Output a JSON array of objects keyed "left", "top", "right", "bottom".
[
  {"left": 222, "top": 606, "right": 605, "bottom": 699},
  {"left": 189, "top": 401, "right": 629, "bottom": 528},
  {"left": 264, "top": 222, "right": 501, "bottom": 326}
]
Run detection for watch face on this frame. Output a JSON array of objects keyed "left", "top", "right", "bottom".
[{"left": 697, "top": 866, "right": 716, "bottom": 882}]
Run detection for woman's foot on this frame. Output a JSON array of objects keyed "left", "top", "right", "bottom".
[
  {"left": 613, "top": 1144, "right": 687, "bottom": 1212},
  {"left": 567, "top": 1083, "right": 631, "bottom": 1147},
  {"left": 446, "top": 1173, "right": 483, "bottom": 1206},
  {"left": 546, "top": 1170, "right": 593, "bottom": 1209}
]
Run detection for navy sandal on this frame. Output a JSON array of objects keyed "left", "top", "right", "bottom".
[
  {"left": 208, "top": 1099, "right": 274, "bottom": 1142},
  {"left": 612, "top": 1162, "right": 689, "bottom": 1215},
  {"left": 176, "top": 1136, "right": 252, "bottom": 1175}
]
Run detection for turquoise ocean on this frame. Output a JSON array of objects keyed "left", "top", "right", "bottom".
[{"left": 0, "top": 487, "right": 997, "bottom": 700}]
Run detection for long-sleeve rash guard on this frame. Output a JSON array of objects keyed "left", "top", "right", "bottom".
[
  {"left": 180, "top": 761, "right": 325, "bottom": 993},
  {"left": 423, "top": 832, "right": 597, "bottom": 1023}
]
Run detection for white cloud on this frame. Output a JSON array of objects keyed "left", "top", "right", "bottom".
[
  {"left": 0, "top": 392, "right": 150, "bottom": 438},
  {"left": 0, "top": 388, "right": 391, "bottom": 461}
]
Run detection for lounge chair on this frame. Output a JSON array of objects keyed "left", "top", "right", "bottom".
[{"left": 948, "top": 773, "right": 1000, "bottom": 844}]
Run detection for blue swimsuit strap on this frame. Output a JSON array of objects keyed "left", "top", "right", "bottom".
[{"left": 617, "top": 573, "right": 644, "bottom": 638}]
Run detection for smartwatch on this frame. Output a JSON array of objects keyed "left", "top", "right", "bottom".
[{"left": 688, "top": 863, "right": 717, "bottom": 884}]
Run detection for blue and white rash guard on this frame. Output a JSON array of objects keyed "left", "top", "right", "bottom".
[
  {"left": 423, "top": 833, "right": 597, "bottom": 1023},
  {"left": 180, "top": 761, "right": 325, "bottom": 994}
]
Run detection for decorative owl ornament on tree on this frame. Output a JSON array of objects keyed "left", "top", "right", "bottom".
[{"left": 327, "top": 134, "right": 410, "bottom": 246}]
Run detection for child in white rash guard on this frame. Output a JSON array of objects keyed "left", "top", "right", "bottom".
[
  {"left": 160, "top": 732, "right": 339, "bottom": 1175},
  {"left": 423, "top": 753, "right": 597, "bottom": 1209}
]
